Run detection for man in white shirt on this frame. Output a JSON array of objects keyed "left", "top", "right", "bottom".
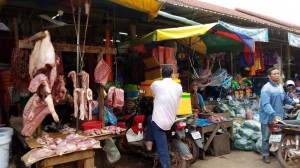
[{"left": 145, "top": 66, "right": 182, "bottom": 168}]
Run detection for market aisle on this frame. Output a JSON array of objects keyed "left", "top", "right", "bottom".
[
  {"left": 190, "top": 150, "right": 281, "bottom": 168},
  {"left": 115, "top": 150, "right": 281, "bottom": 168}
]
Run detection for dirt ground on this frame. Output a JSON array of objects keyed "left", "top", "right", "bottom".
[
  {"left": 114, "top": 150, "right": 282, "bottom": 168},
  {"left": 9, "top": 149, "right": 281, "bottom": 168}
]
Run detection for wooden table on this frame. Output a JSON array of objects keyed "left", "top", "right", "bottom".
[
  {"left": 196, "top": 120, "right": 233, "bottom": 159},
  {"left": 35, "top": 149, "right": 94, "bottom": 168},
  {"left": 22, "top": 130, "right": 125, "bottom": 168}
]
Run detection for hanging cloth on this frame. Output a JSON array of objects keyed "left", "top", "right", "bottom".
[
  {"left": 264, "top": 50, "right": 278, "bottom": 65},
  {"left": 239, "top": 52, "right": 254, "bottom": 67}
]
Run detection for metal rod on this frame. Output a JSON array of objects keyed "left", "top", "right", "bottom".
[
  {"left": 158, "top": 11, "right": 201, "bottom": 26},
  {"left": 76, "top": 0, "right": 82, "bottom": 132}
]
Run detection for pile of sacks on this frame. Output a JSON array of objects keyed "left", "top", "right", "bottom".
[{"left": 233, "top": 120, "right": 262, "bottom": 152}]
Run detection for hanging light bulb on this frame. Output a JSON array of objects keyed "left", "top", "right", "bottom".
[{"left": 52, "top": 10, "right": 64, "bottom": 19}]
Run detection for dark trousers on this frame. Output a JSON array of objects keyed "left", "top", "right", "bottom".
[
  {"left": 145, "top": 115, "right": 170, "bottom": 168},
  {"left": 261, "top": 123, "right": 271, "bottom": 157}
]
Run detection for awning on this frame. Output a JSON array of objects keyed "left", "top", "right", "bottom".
[
  {"left": 0, "top": 22, "right": 10, "bottom": 31},
  {"left": 218, "top": 21, "right": 269, "bottom": 42},
  {"left": 131, "top": 22, "right": 255, "bottom": 54},
  {"left": 288, "top": 32, "right": 300, "bottom": 48},
  {"left": 109, "top": 0, "right": 164, "bottom": 20}
]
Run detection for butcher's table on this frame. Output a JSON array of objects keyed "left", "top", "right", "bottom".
[
  {"left": 197, "top": 120, "right": 234, "bottom": 160},
  {"left": 22, "top": 130, "right": 125, "bottom": 168}
]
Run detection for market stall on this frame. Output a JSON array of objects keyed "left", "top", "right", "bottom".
[{"left": 12, "top": 23, "right": 123, "bottom": 167}]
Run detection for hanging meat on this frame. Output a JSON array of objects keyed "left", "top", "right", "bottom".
[
  {"left": 68, "top": 70, "right": 94, "bottom": 120},
  {"left": 94, "top": 59, "right": 111, "bottom": 86},
  {"left": 21, "top": 30, "right": 59, "bottom": 137},
  {"left": 106, "top": 86, "right": 124, "bottom": 109}
]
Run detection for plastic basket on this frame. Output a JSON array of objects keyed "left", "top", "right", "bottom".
[{"left": 81, "top": 121, "right": 103, "bottom": 130}]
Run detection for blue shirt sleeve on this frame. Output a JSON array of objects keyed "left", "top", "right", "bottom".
[{"left": 197, "top": 93, "right": 205, "bottom": 107}]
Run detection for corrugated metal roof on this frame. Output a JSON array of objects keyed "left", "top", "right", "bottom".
[{"left": 160, "top": 0, "right": 300, "bottom": 33}]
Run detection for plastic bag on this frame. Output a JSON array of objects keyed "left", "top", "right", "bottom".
[
  {"left": 104, "top": 106, "right": 117, "bottom": 125},
  {"left": 103, "top": 138, "right": 121, "bottom": 163},
  {"left": 234, "top": 137, "right": 255, "bottom": 151},
  {"left": 241, "top": 120, "right": 261, "bottom": 132},
  {"left": 238, "top": 127, "right": 255, "bottom": 139}
]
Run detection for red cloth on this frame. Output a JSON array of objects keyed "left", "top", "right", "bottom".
[{"left": 131, "top": 115, "right": 145, "bottom": 134}]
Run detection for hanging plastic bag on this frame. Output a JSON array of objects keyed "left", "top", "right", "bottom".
[
  {"left": 102, "top": 138, "right": 121, "bottom": 163},
  {"left": 104, "top": 106, "right": 117, "bottom": 125}
]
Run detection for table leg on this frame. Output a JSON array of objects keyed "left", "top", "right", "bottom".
[
  {"left": 77, "top": 160, "right": 84, "bottom": 168},
  {"left": 84, "top": 157, "right": 94, "bottom": 168},
  {"left": 203, "top": 124, "right": 220, "bottom": 151},
  {"left": 199, "top": 148, "right": 206, "bottom": 160}
]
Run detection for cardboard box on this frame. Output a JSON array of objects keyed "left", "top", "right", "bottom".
[
  {"left": 145, "top": 66, "right": 162, "bottom": 80},
  {"left": 140, "top": 80, "right": 155, "bottom": 97},
  {"left": 164, "top": 47, "right": 176, "bottom": 64},
  {"left": 143, "top": 56, "right": 160, "bottom": 68},
  {"left": 210, "top": 133, "right": 231, "bottom": 156},
  {"left": 152, "top": 47, "right": 165, "bottom": 64}
]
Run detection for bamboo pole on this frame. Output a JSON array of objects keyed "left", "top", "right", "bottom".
[{"left": 286, "top": 44, "right": 291, "bottom": 79}]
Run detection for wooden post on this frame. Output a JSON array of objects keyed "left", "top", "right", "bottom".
[
  {"left": 286, "top": 44, "right": 291, "bottom": 79},
  {"left": 129, "top": 22, "right": 136, "bottom": 40},
  {"left": 13, "top": 18, "right": 19, "bottom": 47},
  {"left": 97, "top": 53, "right": 105, "bottom": 127},
  {"left": 105, "top": 24, "right": 113, "bottom": 82}
]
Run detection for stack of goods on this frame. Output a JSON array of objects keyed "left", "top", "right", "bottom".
[{"left": 233, "top": 120, "right": 262, "bottom": 152}]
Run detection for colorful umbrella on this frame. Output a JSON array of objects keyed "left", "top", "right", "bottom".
[
  {"left": 131, "top": 22, "right": 255, "bottom": 54},
  {"left": 109, "top": 0, "right": 163, "bottom": 20}
]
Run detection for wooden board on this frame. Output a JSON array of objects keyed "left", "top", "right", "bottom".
[
  {"left": 18, "top": 40, "right": 117, "bottom": 54},
  {"left": 25, "top": 128, "right": 126, "bottom": 149},
  {"left": 21, "top": 148, "right": 95, "bottom": 167}
]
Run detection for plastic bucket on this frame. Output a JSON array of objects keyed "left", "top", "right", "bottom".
[{"left": 0, "top": 127, "right": 13, "bottom": 168}]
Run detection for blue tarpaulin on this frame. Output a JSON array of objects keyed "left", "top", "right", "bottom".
[
  {"left": 218, "top": 21, "right": 269, "bottom": 42},
  {"left": 288, "top": 32, "right": 300, "bottom": 48}
]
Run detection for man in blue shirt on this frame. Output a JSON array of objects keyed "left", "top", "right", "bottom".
[{"left": 260, "top": 67, "right": 300, "bottom": 163}]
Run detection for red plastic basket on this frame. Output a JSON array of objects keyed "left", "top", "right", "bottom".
[
  {"left": 117, "top": 122, "right": 126, "bottom": 129},
  {"left": 81, "top": 121, "right": 103, "bottom": 130}
]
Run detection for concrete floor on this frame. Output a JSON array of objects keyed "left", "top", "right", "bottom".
[{"left": 114, "top": 150, "right": 281, "bottom": 168}]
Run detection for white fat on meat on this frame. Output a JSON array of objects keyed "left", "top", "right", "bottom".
[
  {"left": 28, "top": 147, "right": 56, "bottom": 164},
  {"left": 68, "top": 71, "right": 78, "bottom": 117},
  {"left": 29, "top": 40, "right": 41, "bottom": 79},
  {"left": 80, "top": 71, "right": 89, "bottom": 119},
  {"left": 86, "top": 88, "right": 93, "bottom": 120},
  {"left": 77, "top": 138, "right": 100, "bottom": 150},
  {"left": 107, "top": 86, "right": 116, "bottom": 108},
  {"left": 113, "top": 88, "right": 124, "bottom": 109},
  {"left": 36, "top": 31, "right": 56, "bottom": 72}
]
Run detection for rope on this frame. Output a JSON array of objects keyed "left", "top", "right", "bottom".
[
  {"left": 70, "top": 0, "right": 92, "bottom": 71},
  {"left": 189, "top": 50, "right": 200, "bottom": 79},
  {"left": 70, "top": 0, "right": 78, "bottom": 35}
]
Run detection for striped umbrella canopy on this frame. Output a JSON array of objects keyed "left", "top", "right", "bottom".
[{"left": 131, "top": 22, "right": 255, "bottom": 55}]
